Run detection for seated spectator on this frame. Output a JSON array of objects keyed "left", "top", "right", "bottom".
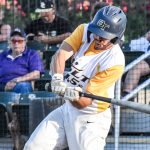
[
  {"left": 0, "top": 24, "right": 11, "bottom": 42},
  {"left": 122, "top": 31, "right": 150, "bottom": 99},
  {"left": 25, "top": 0, "right": 72, "bottom": 51},
  {"left": 0, "top": 28, "right": 44, "bottom": 93},
  {"left": 130, "top": 30, "right": 150, "bottom": 52},
  {"left": 122, "top": 59, "right": 150, "bottom": 100}
]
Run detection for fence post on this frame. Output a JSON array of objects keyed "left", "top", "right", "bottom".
[{"left": 114, "top": 79, "right": 121, "bottom": 150}]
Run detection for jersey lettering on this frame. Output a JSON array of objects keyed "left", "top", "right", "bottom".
[{"left": 65, "top": 67, "right": 89, "bottom": 87}]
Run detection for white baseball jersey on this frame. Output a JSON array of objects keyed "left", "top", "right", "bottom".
[{"left": 64, "top": 23, "right": 125, "bottom": 113}]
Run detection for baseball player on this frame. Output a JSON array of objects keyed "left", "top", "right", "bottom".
[{"left": 24, "top": 5, "right": 127, "bottom": 150}]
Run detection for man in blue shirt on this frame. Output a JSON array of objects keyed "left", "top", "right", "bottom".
[{"left": 0, "top": 28, "right": 44, "bottom": 93}]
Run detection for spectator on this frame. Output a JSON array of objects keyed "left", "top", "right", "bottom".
[
  {"left": 24, "top": 6, "right": 127, "bottom": 150},
  {"left": 122, "top": 31, "right": 150, "bottom": 100},
  {"left": 122, "top": 55, "right": 150, "bottom": 100},
  {"left": 130, "top": 30, "right": 150, "bottom": 52},
  {"left": 25, "top": 0, "right": 72, "bottom": 50},
  {"left": 0, "top": 24, "right": 11, "bottom": 42},
  {"left": 0, "top": 28, "right": 44, "bottom": 93}
]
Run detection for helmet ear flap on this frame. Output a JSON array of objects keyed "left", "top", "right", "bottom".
[
  {"left": 110, "top": 30, "right": 125, "bottom": 44},
  {"left": 110, "top": 37, "right": 124, "bottom": 46},
  {"left": 110, "top": 37, "right": 118, "bottom": 44}
]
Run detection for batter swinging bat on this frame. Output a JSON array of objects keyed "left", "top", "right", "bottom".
[
  {"left": 45, "top": 83, "right": 150, "bottom": 114},
  {"left": 79, "top": 92, "right": 150, "bottom": 114}
]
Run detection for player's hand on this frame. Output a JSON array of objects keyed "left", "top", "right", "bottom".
[
  {"left": 51, "top": 74, "right": 67, "bottom": 95},
  {"left": 64, "top": 87, "right": 82, "bottom": 101}
]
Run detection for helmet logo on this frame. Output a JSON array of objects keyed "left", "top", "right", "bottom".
[{"left": 97, "top": 19, "right": 110, "bottom": 30}]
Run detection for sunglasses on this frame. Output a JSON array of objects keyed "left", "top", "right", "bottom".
[{"left": 11, "top": 39, "right": 24, "bottom": 44}]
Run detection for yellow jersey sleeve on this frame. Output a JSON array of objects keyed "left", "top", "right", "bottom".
[
  {"left": 86, "top": 65, "right": 124, "bottom": 96},
  {"left": 64, "top": 24, "right": 84, "bottom": 53},
  {"left": 86, "top": 65, "right": 124, "bottom": 112}
]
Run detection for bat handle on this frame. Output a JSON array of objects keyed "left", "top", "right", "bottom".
[{"left": 79, "top": 92, "right": 85, "bottom": 97}]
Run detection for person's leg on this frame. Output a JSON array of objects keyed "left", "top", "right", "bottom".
[
  {"left": 13, "top": 82, "right": 33, "bottom": 93},
  {"left": 23, "top": 105, "right": 68, "bottom": 150},
  {"left": 123, "top": 60, "right": 150, "bottom": 93},
  {"left": 79, "top": 108, "right": 111, "bottom": 150},
  {"left": 64, "top": 103, "right": 111, "bottom": 150}
]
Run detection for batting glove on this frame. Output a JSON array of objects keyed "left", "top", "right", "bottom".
[
  {"left": 51, "top": 73, "right": 67, "bottom": 95},
  {"left": 64, "top": 87, "right": 82, "bottom": 101}
]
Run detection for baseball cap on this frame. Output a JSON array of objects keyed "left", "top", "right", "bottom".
[
  {"left": 35, "top": 0, "right": 54, "bottom": 13},
  {"left": 10, "top": 28, "right": 26, "bottom": 38}
]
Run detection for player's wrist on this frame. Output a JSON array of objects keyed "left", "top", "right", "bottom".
[{"left": 51, "top": 73, "right": 67, "bottom": 95}]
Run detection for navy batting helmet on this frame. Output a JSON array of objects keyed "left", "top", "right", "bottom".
[{"left": 88, "top": 5, "right": 127, "bottom": 43}]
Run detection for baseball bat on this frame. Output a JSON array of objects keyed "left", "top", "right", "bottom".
[
  {"left": 45, "top": 83, "right": 150, "bottom": 114},
  {"left": 79, "top": 92, "right": 150, "bottom": 114}
]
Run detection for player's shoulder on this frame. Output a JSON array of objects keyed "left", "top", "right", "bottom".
[
  {"left": 111, "top": 44, "right": 125, "bottom": 63},
  {"left": 77, "top": 23, "right": 86, "bottom": 30},
  {"left": 74, "top": 24, "right": 85, "bottom": 34},
  {"left": 106, "top": 44, "right": 125, "bottom": 62},
  {"left": 112, "top": 44, "right": 123, "bottom": 54}
]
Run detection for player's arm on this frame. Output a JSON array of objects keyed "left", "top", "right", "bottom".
[
  {"left": 50, "top": 24, "right": 84, "bottom": 95},
  {"left": 50, "top": 24, "right": 84, "bottom": 75},
  {"left": 50, "top": 42, "right": 74, "bottom": 95},
  {"left": 50, "top": 41, "right": 74, "bottom": 75}
]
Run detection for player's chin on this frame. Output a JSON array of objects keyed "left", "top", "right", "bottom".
[
  {"left": 94, "top": 43, "right": 108, "bottom": 50},
  {"left": 94, "top": 42, "right": 112, "bottom": 50}
]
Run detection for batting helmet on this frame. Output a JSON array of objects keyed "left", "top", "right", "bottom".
[{"left": 88, "top": 5, "right": 127, "bottom": 43}]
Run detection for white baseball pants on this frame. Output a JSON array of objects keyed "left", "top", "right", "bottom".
[{"left": 24, "top": 102, "right": 111, "bottom": 150}]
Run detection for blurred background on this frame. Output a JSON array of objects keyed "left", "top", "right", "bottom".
[{"left": 0, "top": 0, "right": 150, "bottom": 42}]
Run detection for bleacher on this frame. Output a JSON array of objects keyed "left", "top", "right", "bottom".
[{"left": 0, "top": 91, "right": 66, "bottom": 149}]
